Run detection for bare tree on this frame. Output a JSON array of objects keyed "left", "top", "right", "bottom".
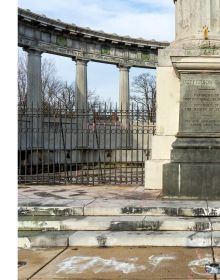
[
  {"left": 88, "top": 90, "right": 112, "bottom": 111},
  {"left": 17, "top": 51, "right": 71, "bottom": 110},
  {"left": 46, "top": 81, "right": 76, "bottom": 111},
  {"left": 131, "top": 73, "right": 156, "bottom": 121},
  {"left": 18, "top": 51, "right": 27, "bottom": 107},
  {"left": 18, "top": 50, "right": 64, "bottom": 109},
  {"left": 18, "top": 50, "right": 105, "bottom": 112},
  {"left": 41, "top": 57, "right": 63, "bottom": 109}
]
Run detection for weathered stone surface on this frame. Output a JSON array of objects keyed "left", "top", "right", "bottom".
[
  {"left": 147, "top": 0, "right": 220, "bottom": 192},
  {"left": 26, "top": 49, "right": 42, "bottom": 109},
  {"left": 84, "top": 199, "right": 209, "bottom": 216},
  {"left": 18, "top": 229, "right": 220, "bottom": 248},
  {"left": 178, "top": 74, "right": 220, "bottom": 136},
  {"left": 171, "top": 149, "right": 220, "bottom": 163},
  {"left": 119, "top": 66, "right": 130, "bottom": 111},
  {"left": 175, "top": 0, "right": 220, "bottom": 41},
  {"left": 69, "top": 230, "right": 220, "bottom": 247},
  {"left": 18, "top": 215, "right": 214, "bottom": 232},
  {"left": 18, "top": 248, "right": 64, "bottom": 280},
  {"left": 18, "top": 8, "right": 168, "bottom": 68},
  {"left": 18, "top": 199, "right": 94, "bottom": 216},
  {"left": 163, "top": 62, "right": 220, "bottom": 198},
  {"left": 21, "top": 247, "right": 213, "bottom": 279},
  {"left": 28, "top": 247, "right": 214, "bottom": 279},
  {"left": 163, "top": 163, "right": 220, "bottom": 199},
  {"left": 19, "top": 198, "right": 220, "bottom": 217},
  {"left": 18, "top": 231, "right": 75, "bottom": 248},
  {"left": 75, "top": 60, "right": 88, "bottom": 111},
  {"left": 18, "top": 216, "right": 145, "bottom": 231}
]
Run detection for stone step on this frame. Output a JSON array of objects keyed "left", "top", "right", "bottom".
[
  {"left": 18, "top": 215, "right": 220, "bottom": 231},
  {"left": 18, "top": 231, "right": 74, "bottom": 248},
  {"left": 18, "top": 199, "right": 220, "bottom": 217},
  {"left": 18, "top": 230, "right": 220, "bottom": 248}
]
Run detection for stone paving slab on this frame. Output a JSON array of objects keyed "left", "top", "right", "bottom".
[
  {"left": 18, "top": 215, "right": 146, "bottom": 231},
  {"left": 18, "top": 199, "right": 95, "bottom": 216},
  {"left": 30, "top": 247, "right": 215, "bottom": 279},
  {"left": 18, "top": 248, "right": 64, "bottom": 280},
  {"left": 69, "top": 231, "right": 220, "bottom": 247},
  {"left": 206, "top": 201, "right": 220, "bottom": 216},
  {"left": 18, "top": 197, "right": 95, "bottom": 207},
  {"left": 18, "top": 230, "right": 220, "bottom": 248},
  {"left": 211, "top": 218, "right": 220, "bottom": 231},
  {"left": 84, "top": 199, "right": 209, "bottom": 216},
  {"left": 18, "top": 184, "right": 160, "bottom": 201},
  {"left": 18, "top": 199, "right": 220, "bottom": 217},
  {"left": 18, "top": 185, "right": 220, "bottom": 218},
  {"left": 143, "top": 216, "right": 212, "bottom": 231},
  {"left": 18, "top": 215, "right": 217, "bottom": 231}
]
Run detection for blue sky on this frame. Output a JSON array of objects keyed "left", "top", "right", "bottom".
[{"left": 18, "top": 0, "right": 175, "bottom": 102}]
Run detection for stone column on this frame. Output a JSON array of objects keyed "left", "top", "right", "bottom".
[
  {"left": 118, "top": 65, "right": 130, "bottom": 112},
  {"left": 25, "top": 48, "right": 43, "bottom": 150},
  {"left": 174, "top": 0, "right": 220, "bottom": 41},
  {"left": 75, "top": 59, "right": 89, "bottom": 156},
  {"left": 26, "top": 48, "right": 42, "bottom": 109},
  {"left": 118, "top": 65, "right": 131, "bottom": 153},
  {"left": 75, "top": 59, "right": 88, "bottom": 112}
]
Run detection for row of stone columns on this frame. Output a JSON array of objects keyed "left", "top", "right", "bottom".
[{"left": 24, "top": 48, "right": 130, "bottom": 112}]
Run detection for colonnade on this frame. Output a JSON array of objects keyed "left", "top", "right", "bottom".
[{"left": 24, "top": 48, "right": 131, "bottom": 112}]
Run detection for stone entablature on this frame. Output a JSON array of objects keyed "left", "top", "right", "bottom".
[{"left": 18, "top": 8, "right": 169, "bottom": 68}]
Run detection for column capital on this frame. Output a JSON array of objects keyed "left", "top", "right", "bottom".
[
  {"left": 23, "top": 47, "right": 43, "bottom": 56},
  {"left": 117, "top": 64, "right": 131, "bottom": 71},
  {"left": 73, "top": 58, "right": 90, "bottom": 65}
]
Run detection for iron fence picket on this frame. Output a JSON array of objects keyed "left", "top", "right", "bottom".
[
  {"left": 18, "top": 104, "right": 155, "bottom": 186},
  {"left": 47, "top": 107, "right": 50, "bottom": 182}
]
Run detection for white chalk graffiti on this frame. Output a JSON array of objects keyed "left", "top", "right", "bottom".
[
  {"left": 188, "top": 254, "right": 214, "bottom": 276},
  {"left": 55, "top": 253, "right": 220, "bottom": 276},
  {"left": 56, "top": 256, "right": 146, "bottom": 274},
  {"left": 148, "top": 254, "right": 176, "bottom": 271}
]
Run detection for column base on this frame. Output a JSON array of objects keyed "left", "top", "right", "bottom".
[{"left": 163, "top": 162, "right": 220, "bottom": 199}]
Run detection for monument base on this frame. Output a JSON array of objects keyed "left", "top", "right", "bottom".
[
  {"left": 163, "top": 162, "right": 220, "bottom": 199},
  {"left": 162, "top": 57, "right": 220, "bottom": 199}
]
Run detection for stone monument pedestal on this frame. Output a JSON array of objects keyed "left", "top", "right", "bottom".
[
  {"left": 146, "top": 0, "right": 220, "bottom": 197},
  {"left": 163, "top": 57, "right": 220, "bottom": 199}
]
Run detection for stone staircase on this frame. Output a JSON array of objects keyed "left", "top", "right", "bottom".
[{"left": 18, "top": 199, "right": 220, "bottom": 248}]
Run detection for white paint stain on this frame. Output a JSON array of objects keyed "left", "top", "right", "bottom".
[
  {"left": 178, "top": 164, "right": 181, "bottom": 194},
  {"left": 188, "top": 254, "right": 213, "bottom": 276},
  {"left": 56, "top": 256, "right": 146, "bottom": 274},
  {"left": 148, "top": 254, "right": 176, "bottom": 271},
  {"left": 149, "top": 254, "right": 176, "bottom": 267},
  {"left": 128, "top": 257, "right": 138, "bottom": 262}
]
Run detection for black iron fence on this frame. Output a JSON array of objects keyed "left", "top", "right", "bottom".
[{"left": 18, "top": 104, "right": 156, "bottom": 185}]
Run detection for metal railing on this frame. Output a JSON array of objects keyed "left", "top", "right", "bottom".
[{"left": 18, "top": 104, "right": 156, "bottom": 185}]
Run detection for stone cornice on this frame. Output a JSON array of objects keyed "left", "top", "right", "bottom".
[
  {"left": 18, "top": 7, "right": 169, "bottom": 49},
  {"left": 171, "top": 56, "right": 220, "bottom": 78}
]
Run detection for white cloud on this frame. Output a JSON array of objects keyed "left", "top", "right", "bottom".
[
  {"left": 91, "top": 12, "right": 174, "bottom": 41},
  {"left": 18, "top": 0, "right": 175, "bottom": 40},
  {"left": 133, "top": 0, "right": 173, "bottom": 8}
]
